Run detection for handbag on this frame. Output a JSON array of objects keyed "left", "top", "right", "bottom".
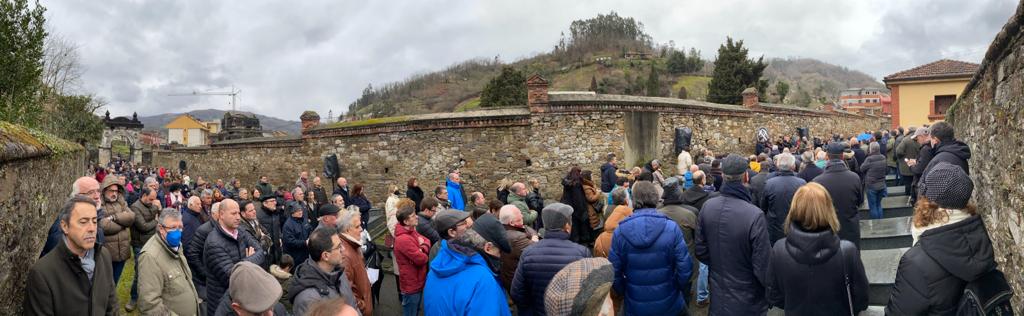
[{"left": 839, "top": 246, "right": 854, "bottom": 316}]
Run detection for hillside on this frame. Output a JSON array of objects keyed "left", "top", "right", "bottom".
[
  {"left": 347, "top": 12, "right": 883, "bottom": 118},
  {"left": 138, "top": 109, "right": 301, "bottom": 135}
]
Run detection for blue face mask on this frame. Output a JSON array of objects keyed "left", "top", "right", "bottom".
[{"left": 166, "top": 229, "right": 183, "bottom": 248}]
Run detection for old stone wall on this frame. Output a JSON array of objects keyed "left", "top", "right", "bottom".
[
  {"left": 951, "top": 4, "right": 1024, "bottom": 311},
  {"left": 0, "top": 122, "right": 86, "bottom": 315},
  {"left": 149, "top": 95, "right": 887, "bottom": 205}
]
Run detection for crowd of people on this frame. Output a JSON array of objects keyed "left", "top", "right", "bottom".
[{"left": 21, "top": 120, "right": 1013, "bottom": 316}]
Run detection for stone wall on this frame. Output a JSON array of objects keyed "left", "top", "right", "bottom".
[
  {"left": 149, "top": 93, "right": 887, "bottom": 205},
  {"left": 0, "top": 122, "right": 86, "bottom": 315},
  {"left": 951, "top": 3, "right": 1024, "bottom": 311}
]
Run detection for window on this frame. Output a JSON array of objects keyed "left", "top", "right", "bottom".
[{"left": 934, "top": 95, "right": 956, "bottom": 115}]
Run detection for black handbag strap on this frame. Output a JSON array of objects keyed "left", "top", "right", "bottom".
[{"left": 839, "top": 246, "right": 854, "bottom": 316}]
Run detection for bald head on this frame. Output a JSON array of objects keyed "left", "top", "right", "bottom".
[
  {"left": 219, "top": 199, "right": 241, "bottom": 229},
  {"left": 72, "top": 177, "right": 101, "bottom": 206}
]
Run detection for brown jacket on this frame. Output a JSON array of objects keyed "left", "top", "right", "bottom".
[
  {"left": 130, "top": 199, "right": 161, "bottom": 248},
  {"left": 341, "top": 234, "right": 373, "bottom": 316},
  {"left": 99, "top": 177, "right": 134, "bottom": 262},
  {"left": 582, "top": 180, "right": 604, "bottom": 229},
  {"left": 499, "top": 224, "right": 538, "bottom": 289},
  {"left": 137, "top": 233, "right": 200, "bottom": 316},
  {"left": 594, "top": 205, "right": 633, "bottom": 258},
  {"left": 23, "top": 240, "right": 119, "bottom": 316}
]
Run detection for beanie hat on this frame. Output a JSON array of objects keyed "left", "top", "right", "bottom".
[
  {"left": 472, "top": 213, "right": 511, "bottom": 253},
  {"left": 542, "top": 203, "right": 573, "bottom": 231},
  {"left": 923, "top": 162, "right": 973, "bottom": 209}
]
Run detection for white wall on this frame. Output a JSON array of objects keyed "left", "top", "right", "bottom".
[
  {"left": 168, "top": 129, "right": 185, "bottom": 145},
  {"left": 187, "top": 128, "right": 206, "bottom": 146}
]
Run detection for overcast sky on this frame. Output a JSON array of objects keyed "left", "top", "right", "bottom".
[{"left": 45, "top": 0, "right": 1016, "bottom": 121}]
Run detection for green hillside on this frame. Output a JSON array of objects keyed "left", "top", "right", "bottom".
[{"left": 345, "top": 12, "right": 881, "bottom": 119}]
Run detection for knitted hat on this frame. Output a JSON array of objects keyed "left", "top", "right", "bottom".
[
  {"left": 923, "top": 162, "right": 973, "bottom": 209},
  {"left": 544, "top": 257, "right": 613, "bottom": 316},
  {"left": 542, "top": 203, "right": 573, "bottom": 231}
]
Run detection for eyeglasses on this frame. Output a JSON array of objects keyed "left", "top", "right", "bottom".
[{"left": 82, "top": 189, "right": 100, "bottom": 196}]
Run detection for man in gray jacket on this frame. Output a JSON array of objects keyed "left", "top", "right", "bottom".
[{"left": 286, "top": 226, "right": 358, "bottom": 315}]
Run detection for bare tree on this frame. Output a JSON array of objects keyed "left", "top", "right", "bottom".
[{"left": 42, "top": 32, "right": 84, "bottom": 97}]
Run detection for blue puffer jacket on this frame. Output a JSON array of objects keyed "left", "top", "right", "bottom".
[
  {"left": 202, "top": 224, "right": 266, "bottom": 316},
  {"left": 608, "top": 208, "right": 692, "bottom": 315},
  {"left": 423, "top": 240, "right": 510, "bottom": 316},
  {"left": 510, "top": 230, "right": 590, "bottom": 316},
  {"left": 446, "top": 179, "right": 466, "bottom": 211}
]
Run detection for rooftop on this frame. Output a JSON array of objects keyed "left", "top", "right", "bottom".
[{"left": 883, "top": 59, "right": 979, "bottom": 82}]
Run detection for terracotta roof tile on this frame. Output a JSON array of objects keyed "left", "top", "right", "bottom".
[{"left": 884, "top": 59, "right": 979, "bottom": 82}]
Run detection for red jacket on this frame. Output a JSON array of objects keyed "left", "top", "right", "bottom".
[{"left": 394, "top": 223, "right": 430, "bottom": 294}]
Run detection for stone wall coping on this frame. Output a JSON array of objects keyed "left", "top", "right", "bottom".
[
  {"left": 304, "top": 107, "right": 532, "bottom": 138},
  {"left": 0, "top": 122, "right": 83, "bottom": 163},
  {"left": 212, "top": 135, "right": 302, "bottom": 146}
]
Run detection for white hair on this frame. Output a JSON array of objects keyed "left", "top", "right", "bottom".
[
  {"left": 145, "top": 177, "right": 158, "bottom": 185},
  {"left": 776, "top": 153, "right": 796, "bottom": 171},
  {"left": 498, "top": 205, "right": 521, "bottom": 225}
]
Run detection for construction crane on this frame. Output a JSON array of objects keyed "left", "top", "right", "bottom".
[{"left": 168, "top": 86, "right": 242, "bottom": 111}]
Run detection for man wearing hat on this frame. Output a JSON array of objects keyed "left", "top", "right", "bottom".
[
  {"left": 895, "top": 126, "right": 925, "bottom": 200},
  {"left": 423, "top": 212, "right": 512, "bottom": 316},
  {"left": 511, "top": 203, "right": 590, "bottom": 316},
  {"left": 544, "top": 257, "right": 615, "bottom": 316},
  {"left": 695, "top": 154, "right": 771, "bottom": 315},
  {"left": 257, "top": 194, "right": 284, "bottom": 265},
  {"left": 203, "top": 199, "right": 266, "bottom": 315},
  {"left": 215, "top": 261, "right": 289, "bottom": 315},
  {"left": 315, "top": 204, "right": 341, "bottom": 231},
  {"left": 814, "top": 142, "right": 865, "bottom": 248},
  {"left": 426, "top": 209, "right": 474, "bottom": 262},
  {"left": 282, "top": 201, "right": 311, "bottom": 265}
]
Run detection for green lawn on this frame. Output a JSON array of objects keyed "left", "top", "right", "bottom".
[
  {"left": 454, "top": 97, "right": 482, "bottom": 112},
  {"left": 116, "top": 253, "right": 141, "bottom": 315},
  {"left": 671, "top": 75, "right": 712, "bottom": 100}
]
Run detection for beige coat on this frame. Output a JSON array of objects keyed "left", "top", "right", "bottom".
[
  {"left": 99, "top": 176, "right": 134, "bottom": 262},
  {"left": 137, "top": 233, "right": 201, "bottom": 316}
]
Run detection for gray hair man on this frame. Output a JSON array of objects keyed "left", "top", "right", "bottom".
[
  {"left": 498, "top": 204, "right": 538, "bottom": 289},
  {"left": 759, "top": 153, "right": 807, "bottom": 243},
  {"left": 137, "top": 208, "right": 200, "bottom": 315},
  {"left": 41, "top": 177, "right": 104, "bottom": 257}
]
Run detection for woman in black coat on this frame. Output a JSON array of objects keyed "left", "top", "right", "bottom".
[
  {"left": 560, "top": 166, "right": 595, "bottom": 245},
  {"left": 350, "top": 183, "right": 372, "bottom": 228},
  {"left": 405, "top": 177, "right": 424, "bottom": 211},
  {"left": 767, "top": 182, "right": 869, "bottom": 315}
]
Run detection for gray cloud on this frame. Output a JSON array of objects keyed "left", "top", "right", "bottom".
[{"left": 44, "top": 0, "right": 1016, "bottom": 121}]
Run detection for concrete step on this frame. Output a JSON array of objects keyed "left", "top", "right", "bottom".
[
  {"left": 887, "top": 186, "right": 905, "bottom": 196},
  {"left": 861, "top": 247, "right": 907, "bottom": 305},
  {"left": 859, "top": 216, "right": 913, "bottom": 250},
  {"left": 859, "top": 195, "right": 911, "bottom": 211},
  {"left": 769, "top": 304, "right": 886, "bottom": 315}
]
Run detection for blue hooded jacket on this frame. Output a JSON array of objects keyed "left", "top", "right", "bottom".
[
  {"left": 608, "top": 208, "right": 692, "bottom": 315},
  {"left": 446, "top": 179, "right": 466, "bottom": 211},
  {"left": 423, "top": 240, "right": 511, "bottom": 316}
]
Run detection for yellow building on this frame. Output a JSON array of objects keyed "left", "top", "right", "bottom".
[
  {"left": 883, "top": 59, "right": 979, "bottom": 129},
  {"left": 164, "top": 114, "right": 211, "bottom": 146}
]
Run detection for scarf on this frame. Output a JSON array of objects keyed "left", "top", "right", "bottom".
[{"left": 720, "top": 181, "right": 752, "bottom": 203}]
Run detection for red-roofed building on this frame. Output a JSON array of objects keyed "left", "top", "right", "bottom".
[{"left": 883, "top": 59, "right": 979, "bottom": 128}]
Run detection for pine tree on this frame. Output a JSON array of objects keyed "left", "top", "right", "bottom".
[
  {"left": 775, "top": 81, "right": 790, "bottom": 103},
  {"left": 667, "top": 50, "right": 687, "bottom": 74},
  {"left": 590, "top": 75, "right": 598, "bottom": 92},
  {"left": 480, "top": 66, "right": 528, "bottom": 107},
  {"left": 646, "top": 63, "right": 660, "bottom": 97},
  {"left": 707, "top": 37, "right": 766, "bottom": 105}
]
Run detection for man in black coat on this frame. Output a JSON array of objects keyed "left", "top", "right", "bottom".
[
  {"left": 510, "top": 203, "right": 589, "bottom": 316},
  {"left": 918, "top": 121, "right": 971, "bottom": 197},
  {"left": 680, "top": 170, "right": 718, "bottom": 214},
  {"left": 202, "top": 199, "right": 266, "bottom": 316},
  {"left": 24, "top": 196, "right": 118, "bottom": 316},
  {"left": 333, "top": 177, "right": 351, "bottom": 207},
  {"left": 600, "top": 153, "right": 618, "bottom": 193},
  {"left": 759, "top": 153, "right": 807, "bottom": 244},
  {"left": 695, "top": 155, "right": 771, "bottom": 315},
  {"left": 813, "top": 143, "right": 864, "bottom": 248},
  {"left": 256, "top": 195, "right": 284, "bottom": 265}
]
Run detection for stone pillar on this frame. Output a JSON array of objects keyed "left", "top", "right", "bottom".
[
  {"left": 526, "top": 74, "right": 549, "bottom": 113},
  {"left": 300, "top": 111, "right": 321, "bottom": 132},
  {"left": 741, "top": 87, "right": 759, "bottom": 108}
]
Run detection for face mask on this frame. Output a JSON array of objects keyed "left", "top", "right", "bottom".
[{"left": 166, "top": 229, "right": 183, "bottom": 247}]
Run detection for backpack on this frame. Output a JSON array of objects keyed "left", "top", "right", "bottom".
[{"left": 956, "top": 269, "right": 1014, "bottom": 315}]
